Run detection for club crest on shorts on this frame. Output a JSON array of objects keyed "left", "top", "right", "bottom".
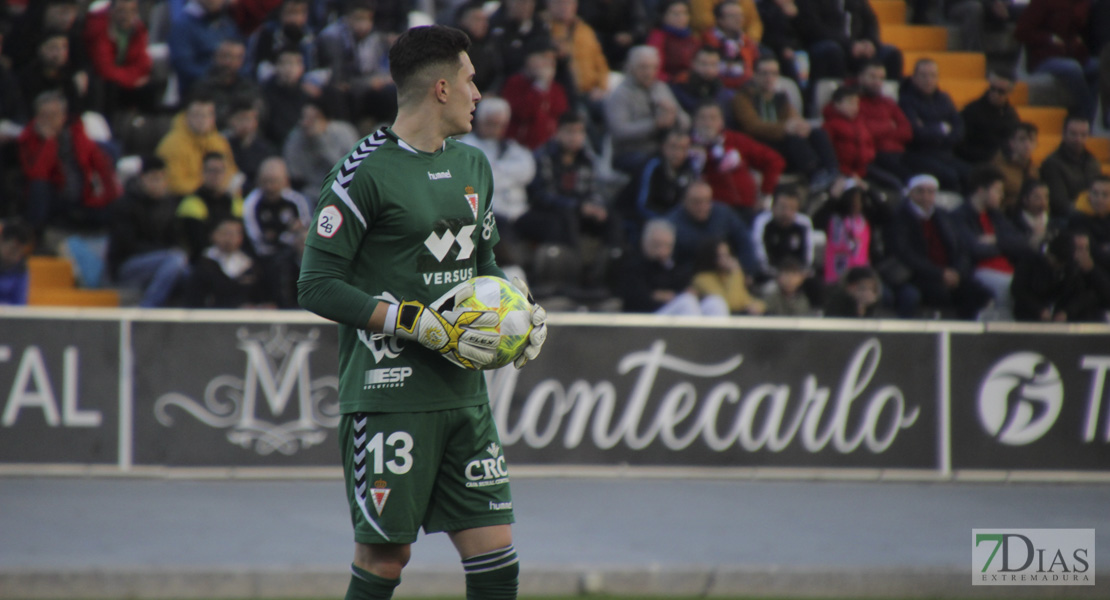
[
  {"left": 370, "top": 479, "right": 391, "bottom": 515},
  {"left": 464, "top": 185, "right": 479, "bottom": 221}
]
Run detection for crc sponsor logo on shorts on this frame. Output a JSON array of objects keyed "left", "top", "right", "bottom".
[
  {"left": 364, "top": 367, "right": 413, "bottom": 389},
  {"left": 465, "top": 442, "right": 509, "bottom": 488},
  {"left": 972, "top": 529, "right": 1094, "bottom": 585}
]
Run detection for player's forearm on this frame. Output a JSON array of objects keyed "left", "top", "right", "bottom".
[{"left": 297, "top": 247, "right": 381, "bottom": 330}]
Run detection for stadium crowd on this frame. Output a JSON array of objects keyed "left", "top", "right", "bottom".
[{"left": 0, "top": 0, "right": 1109, "bottom": 322}]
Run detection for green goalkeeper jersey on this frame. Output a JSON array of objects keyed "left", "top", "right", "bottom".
[{"left": 303, "top": 127, "right": 502, "bottom": 414}]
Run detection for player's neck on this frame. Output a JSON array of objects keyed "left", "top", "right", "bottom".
[{"left": 392, "top": 108, "right": 449, "bottom": 153}]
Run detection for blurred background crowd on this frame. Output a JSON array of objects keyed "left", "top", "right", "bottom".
[{"left": 1, "top": 0, "right": 1109, "bottom": 323}]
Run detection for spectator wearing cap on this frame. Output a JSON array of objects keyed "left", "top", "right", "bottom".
[
  {"left": 282, "top": 99, "right": 358, "bottom": 203},
  {"left": 501, "top": 41, "right": 569, "bottom": 150},
  {"left": 887, "top": 174, "right": 993, "bottom": 319},
  {"left": 107, "top": 155, "right": 191, "bottom": 307}
]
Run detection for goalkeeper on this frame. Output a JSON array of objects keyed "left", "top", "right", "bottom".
[{"left": 297, "top": 25, "right": 546, "bottom": 600}]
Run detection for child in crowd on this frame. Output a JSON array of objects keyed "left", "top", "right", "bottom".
[
  {"left": 823, "top": 266, "right": 882, "bottom": 318},
  {"left": 762, "top": 256, "right": 814, "bottom": 315},
  {"left": 0, "top": 219, "right": 32, "bottom": 305}
]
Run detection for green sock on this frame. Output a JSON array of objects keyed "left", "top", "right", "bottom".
[
  {"left": 462, "top": 545, "right": 519, "bottom": 600},
  {"left": 345, "top": 564, "right": 400, "bottom": 600}
]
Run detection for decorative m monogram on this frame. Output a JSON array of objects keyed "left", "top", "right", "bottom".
[{"left": 155, "top": 326, "right": 340, "bottom": 455}]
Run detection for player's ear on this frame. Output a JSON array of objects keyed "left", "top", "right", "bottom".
[{"left": 435, "top": 78, "right": 450, "bottom": 104}]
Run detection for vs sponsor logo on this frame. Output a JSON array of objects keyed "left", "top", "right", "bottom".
[
  {"left": 155, "top": 325, "right": 340, "bottom": 455},
  {"left": 972, "top": 529, "right": 1094, "bottom": 585}
]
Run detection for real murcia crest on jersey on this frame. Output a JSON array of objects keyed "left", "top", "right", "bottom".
[
  {"left": 317, "top": 205, "right": 343, "bottom": 238},
  {"left": 370, "top": 479, "right": 391, "bottom": 515},
  {"left": 464, "top": 185, "right": 479, "bottom": 220}
]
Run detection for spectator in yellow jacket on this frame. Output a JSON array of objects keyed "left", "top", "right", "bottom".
[
  {"left": 155, "top": 93, "right": 239, "bottom": 196},
  {"left": 548, "top": 0, "right": 611, "bottom": 102}
]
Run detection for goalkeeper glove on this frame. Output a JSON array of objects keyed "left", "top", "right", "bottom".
[
  {"left": 510, "top": 276, "right": 548, "bottom": 369},
  {"left": 385, "top": 283, "right": 500, "bottom": 370}
]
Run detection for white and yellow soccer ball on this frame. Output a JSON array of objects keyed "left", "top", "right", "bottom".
[{"left": 453, "top": 275, "right": 535, "bottom": 370}]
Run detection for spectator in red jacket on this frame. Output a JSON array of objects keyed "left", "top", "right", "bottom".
[
  {"left": 501, "top": 41, "right": 569, "bottom": 150},
  {"left": 83, "top": 0, "right": 156, "bottom": 118},
  {"left": 855, "top": 60, "right": 912, "bottom": 185},
  {"left": 822, "top": 85, "right": 874, "bottom": 179},
  {"left": 690, "top": 101, "right": 784, "bottom": 223},
  {"left": 19, "top": 91, "right": 120, "bottom": 233},
  {"left": 646, "top": 0, "right": 700, "bottom": 83}
]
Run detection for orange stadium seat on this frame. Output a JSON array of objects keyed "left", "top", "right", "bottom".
[
  {"left": 881, "top": 25, "right": 948, "bottom": 52},
  {"left": 902, "top": 51, "right": 986, "bottom": 79},
  {"left": 871, "top": 0, "right": 908, "bottom": 25},
  {"left": 27, "top": 256, "right": 120, "bottom": 307},
  {"left": 1085, "top": 136, "right": 1110, "bottom": 163},
  {"left": 1032, "top": 135, "right": 1060, "bottom": 166},
  {"left": 1016, "top": 106, "right": 1068, "bottom": 138}
]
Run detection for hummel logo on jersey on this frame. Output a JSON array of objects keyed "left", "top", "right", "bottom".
[
  {"left": 336, "top": 130, "right": 388, "bottom": 188},
  {"left": 428, "top": 170, "right": 452, "bottom": 180},
  {"left": 424, "top": 225, "right": 476, "bottom": 261}
]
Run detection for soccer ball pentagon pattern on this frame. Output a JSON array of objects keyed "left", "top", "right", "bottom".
[{"left": 458, "top": 276, "right": 534, "bottom": 369}]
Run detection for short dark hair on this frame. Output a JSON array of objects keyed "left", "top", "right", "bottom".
[
  {"left": 776, "top": 255, "right": 806, "bottom": 273},
  {"left": 844, "top": 266, "right": 878, "bottom": 286},
  {"left": 557, "top": 110, "right": 585, "bottom": 128},
  {"left": 831, "top": 84, "right": 860, "bottom": 104},
  {"left": 712, "top": 0, "right": 739, "bottom": 20},
  {"left": 1064, "top": 114, "right": 1091, "bottom": 129},
  {"left": 345, "top": 0, "right": 376, "bottom": 14},
  {"left": 389, "top": 25, "right": 471, "bottom": 105},
  {"left": 202, "top": 151, "right": 226, "bottom": 164},
  {"left": 1009, "top": 121, "right": 1038, "bottom": 139},
  {"left": 140, "top": 155, "right": 166, "bottom": 174},
  {"left": 774, "top": 182, "right": 802, "bottom": 202},
  {"left": 1092, "top": 174, "right": 1110, "bottom": 188},
  {"left": 1018, "top": 178, "right": 1048, "bottom": 204},
  {"left": 693, "top": 45, "right": 721, "bottom": 59},
  {"left": 968, "top": 165, "right": 1004, "bottom": 193},
  {"left": 0, "top": 219, "right": 32, "bottom": 246}
]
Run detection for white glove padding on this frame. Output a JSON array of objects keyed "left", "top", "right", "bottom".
[
  {"left": 390, "top": 283, "right": 500, "bottom": 370},
  {"left": 510, "top": 276, "right": 548, "bottom": 369}
]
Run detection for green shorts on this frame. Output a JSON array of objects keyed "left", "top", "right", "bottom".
[{"left": 338, "top": 404, "right": 515, "bottom": 545}]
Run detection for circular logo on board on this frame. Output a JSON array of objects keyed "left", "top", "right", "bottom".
[{"left": 978, "top": 352, "right": 1063, "bottom": 445}]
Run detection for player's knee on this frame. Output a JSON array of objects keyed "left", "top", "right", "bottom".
[
  {"left": 355, "top": 543, "right": 411, "bottom": 580},
  {"left": 463, "top": 544, "right": 519, "bottom": 600}
]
